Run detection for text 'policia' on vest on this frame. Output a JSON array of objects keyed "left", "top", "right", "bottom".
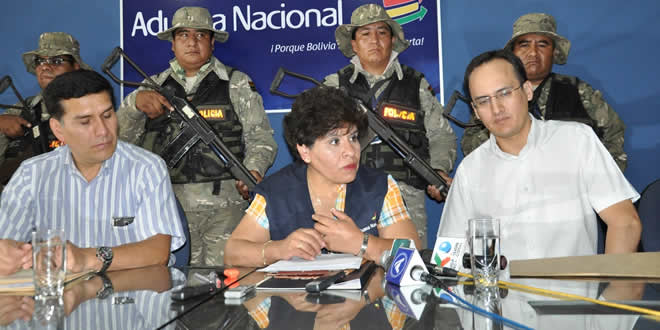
[
  {"left": 338, "top": 63, "right": 431, "bottom": 190},
  {"left": 141, "top": 69, "right": 245, "bottom": 186}
]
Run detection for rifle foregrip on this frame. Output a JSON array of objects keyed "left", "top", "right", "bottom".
[{"left": 0, "top": 76, "right": 11, "bottom": 94}]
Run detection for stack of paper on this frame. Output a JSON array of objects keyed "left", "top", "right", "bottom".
[
  {"left": 258, "top": 253, "right": 362, "bottom": 273},
  {"left": 256, "top": 254, "right": 368, "bottom": 291}
]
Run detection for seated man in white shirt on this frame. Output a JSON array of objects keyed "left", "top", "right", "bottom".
[{"left": 437, "top": 49, "right": 641, "bottom": 260}]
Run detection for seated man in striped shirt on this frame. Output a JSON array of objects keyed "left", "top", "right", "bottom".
[{"left": 0, "top": 70, "right": 184, "bottom": 275}]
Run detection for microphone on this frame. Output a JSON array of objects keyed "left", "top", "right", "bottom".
[
  {"left": 170, "top": 282, "right": 218, "bottom": 301},
  {"left": 430, "top": 237, "right": 469, "bottom": 273},
  {"left": 410, "top": 285, "right": 455, "bottom": 306},
  {"left": 305, "top": 271, "right": 347, "bottom": 293},
  {"left": 385, "top": 247, "right": 428, "bottom": 286},
  {"left": 380, "top": 238, "right": 416, "bottom": 265},
  {"left": 420, "top": 248, "right": 460, "bottom": 278},
  {"left": 462, "top": 282, "right": 509, "bottom": 298},
  {"left": 410, "top": 265, "right": 440, "bottom": 286},
  {"left": 409, "top": 286, "right": 429, "bottom": 305},
  {"left": 462, "top": 252, "right": 508, "bottom": 270},
  {"left": 385, "top": 283, "right": 430, "bottom": 319},
  {"left": 380, "top": 249, "right": 393, "bottom": 268},
  {"left": 386, "top": 249, "right": 468, "bottom": 308}
]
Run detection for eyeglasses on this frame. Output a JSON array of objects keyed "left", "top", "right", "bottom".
[
  {"left": 174, "top": 30, "right": 211, "bottom": 42},
  {"left": 472, "top": 86, "right": 523, "bottom": 110},
  {"left": 34, "top": 56, "right": 74, "bottom": 67}
]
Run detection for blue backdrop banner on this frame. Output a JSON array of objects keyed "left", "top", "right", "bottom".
[{"left": 121, "top": 0, "right": 443, "bottom": 112}]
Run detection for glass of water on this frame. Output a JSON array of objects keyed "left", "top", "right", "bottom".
[
  {"left": 471, "top": 286, "right": 503, "bottom": 330},
  {"left": 32, "top": 228, "right": 67, "bottom": 301},
  {"left": 32, "top": 297, "right": 64, "bottom": 330},
  {"left": 468, "top": 218, "right": 500, "bottom": 289}
]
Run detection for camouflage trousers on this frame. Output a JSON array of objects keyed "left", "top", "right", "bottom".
[
  {"left": 174, "top": 180, "right": 248, "bottom": 266},
  {"left": 398, "top": 181, "right": 427, "bottom": 249}
]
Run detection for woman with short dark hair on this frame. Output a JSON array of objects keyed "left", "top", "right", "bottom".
[{"left": 224, "top": 86, "right": 420, "bottom": 267}]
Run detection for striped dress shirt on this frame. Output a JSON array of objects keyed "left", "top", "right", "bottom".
[
  {"left": 0, "top": 141, "right": 184, "bottom": 251},
  {"left": 4, "top": 268, "right": 187, "bottom": 330}
]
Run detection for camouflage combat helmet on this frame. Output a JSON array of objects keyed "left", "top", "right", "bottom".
[
  {"left": 22, "top": 32, "right": 92, "bottom": 75},
  {"left": 157, "top": 6, "right": 229, "bottom": 43},
  {"left": 504, "top": 13, "right": 571, "bottom": 65},
  {"left": 335, "top": 3, "right": 410, "bottom": 58}
]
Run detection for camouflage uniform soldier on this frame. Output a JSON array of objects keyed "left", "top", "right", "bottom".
[
  {"left": 0, "top": 32, "right": 90, "bottom": 186},
  {"left": 323, "top": 4, "right": 457, "bottom": 247},
  {"left": 461, "top": 13, "right": 627, "bottom": 171},
  {"left": 116, "top": 7, "right": 277, "bottom": 266}
]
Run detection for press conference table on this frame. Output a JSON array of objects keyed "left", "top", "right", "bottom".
[{"left": 1, "top": 265, "right": 658, "bottom": 329}]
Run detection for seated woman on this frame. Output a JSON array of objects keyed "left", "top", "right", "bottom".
[{"left": 224, "top": 86, "right": 420, "bottom": 267}]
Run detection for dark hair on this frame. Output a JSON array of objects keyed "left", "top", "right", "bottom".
[
  {"left": 351, "top": 22, "right": 393, "bottom": 40},
  {"left": 283, "top": 86, "right": 368, "bottom": 161},
  {"left": 462, "top": 49, "right": 527, "bottom": 101},
  {"left": 43, "top": 70, "right": 115, "bottom": 120}
]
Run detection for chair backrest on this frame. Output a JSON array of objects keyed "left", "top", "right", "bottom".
[
  {"left": 596, "top": 216, "right": 606, "bottom": 254},
  {"left": 637, "top": 178, "right": 660, "bottom": 252},
  {"left": 173, "top": 197, "right": 191, "bottom": 267}
]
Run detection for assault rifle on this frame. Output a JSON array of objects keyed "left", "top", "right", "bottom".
[
  {"left": 0, "top": 76, "right": 31, "bottom": 112},
  {"left": 270, "top": 67, "right": 448, "bottom": 197},
  {"left": 441, "top": 90, "right": 480, "bottom": 128},
  {"left": 102, "top": 47, "right": 257, "bottom": 189},
  {"left": 0, "top": 75, "right": 42, "bottom": 185}
]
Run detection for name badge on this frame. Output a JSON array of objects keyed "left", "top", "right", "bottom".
[
  {"left": 113, "top": 296, "right": 134, "bottom": 305},
  {"left": 359, "top": 222, "right": 377, "bottom": 232},
  {"left": 113, "top": 217, "right": 134, "bottom": 227}
]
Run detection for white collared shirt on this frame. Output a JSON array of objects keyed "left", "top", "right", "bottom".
[{"left": 438, "top": 116, "right": 638, "bottom": 260}]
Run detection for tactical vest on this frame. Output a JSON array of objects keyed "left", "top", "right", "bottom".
[
  {"left": 5, "top": 98, "right": 61, "bottom": 159},
  {"left": 254, "top": 162, "right": 387, "bottom": 241},
  {"left": 531, "top": 73, "right": 603, "bottom": 138},
  {"left": 141, "top": 70, "right": 244, "bottom": 186},
  {"left": 338, "top": 64, "right": 430, "bottom": 190}
]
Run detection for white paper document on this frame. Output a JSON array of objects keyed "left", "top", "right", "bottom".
[
  {"left": 258, "top": 253, "right": 362, "bottom": 273},
  {"left": 256, "top": 277, "right": 362, "bottom": 291},
  {"left": 327, "top": 278, "right": 361, "bottom": 290}
]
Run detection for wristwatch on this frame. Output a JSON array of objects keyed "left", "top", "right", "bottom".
[
  {"left": 96, "top": 246, "right": 114, "bottom": 273},
  {"left": 356, "top": 233, "right": 369, "bottom": 258},
  {"left": 95, "top": 272, "right": 114, "bottom": 299},
  {"left": 362, "top": 289, "right": 373, "bottom": 305}
]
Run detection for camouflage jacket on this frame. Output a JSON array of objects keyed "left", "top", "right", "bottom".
[
  {"left": 461, "top": 73, "right": 627, "bottom": 171},
  {"left": 116, "top": 56, "right": 278, "bottom": 178},
  {"left": 0, "top": 93, "right": 49, "bottom": 167},
  {"left": 323, "top": 55, "right": 457, "bottom": 173}
]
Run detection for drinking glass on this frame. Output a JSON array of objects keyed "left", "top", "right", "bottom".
[
  {"left": 468, "top": 219, "right": 500, "bottom": 289},
  {"left": 32, "top": 228, "right": 67, "bottom": 301}
]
